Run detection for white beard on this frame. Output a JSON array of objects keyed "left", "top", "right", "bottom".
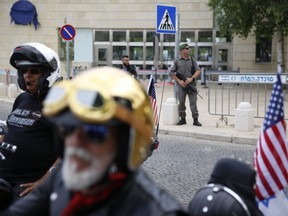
[{"left": 62, "top": 146, "right": 115, "bottom": 191}]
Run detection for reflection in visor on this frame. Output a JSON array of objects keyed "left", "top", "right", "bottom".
[{"left": 76, "top": 90, "right": 104, "bottom": 108}]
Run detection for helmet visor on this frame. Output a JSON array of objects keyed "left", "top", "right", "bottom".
[
  {"left": 43, "top": 80, "right": 117, "bottom": 124},
  {"left": 43, "top": 80, "right": 152, "bottom": 140},
  {"left": 15, "top": 60, "right": 45, "bottom": 68}
]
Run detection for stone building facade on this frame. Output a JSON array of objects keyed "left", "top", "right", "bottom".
[{"left": 0, "top": 0, "right": 286, "bottom": 78}]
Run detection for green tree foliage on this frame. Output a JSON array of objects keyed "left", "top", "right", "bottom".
[
  {"left": 208, "top": 0, "right": 288, "bottom": 73},
  {"left": 208, "top": 0, "right": 288, "bottom": 39}
]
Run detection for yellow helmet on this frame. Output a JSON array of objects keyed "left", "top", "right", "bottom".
[{"left": 43, "top": 66, "right": 154, "bottom": 170}]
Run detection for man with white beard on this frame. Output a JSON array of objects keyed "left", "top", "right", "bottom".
[{"left": 0, "top": 67, "right": 188, "bottom": 216}]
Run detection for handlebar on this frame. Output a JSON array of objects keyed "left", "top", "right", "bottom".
[
  {"left": 0, "top": 121, "right": 17, "bottom": 160},
  {"left": 0, "top": 142, "right": 17, "bottom": 153},
  {"left": 0, "top": 142, "right": 17, "bottom": 160}
]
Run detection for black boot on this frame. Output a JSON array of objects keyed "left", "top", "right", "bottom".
[
  {"left": 177, "top": 118, "right": 187, "bottom": 125},
  {"left": 193, "top": 118, "right": 202, "bottom": 126}
]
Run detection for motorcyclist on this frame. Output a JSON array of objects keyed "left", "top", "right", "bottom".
[
  {"left": 188, "top": 158, "right": 264, "bottom": 216},
  {"left": 0, "top": 67, "right": 188, "bottom": 216},
  {"left": 0, "top": 42, "right": 62, "bottom": 210}
]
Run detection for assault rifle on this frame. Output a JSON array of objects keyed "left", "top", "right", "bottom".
[{"left": 175, "top": 72, "right": 203, "bottom": 99}]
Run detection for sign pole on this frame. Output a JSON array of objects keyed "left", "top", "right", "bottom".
[
  {"left": 64, "top": 18, "right": 70, "bottom": 80},
  {"left": 153, "top": 34, "right": 159, "bottom": 83},
  {"left": 66, "top": 40, "right": 70, "bottom": 79},
  {"left": 174, "top": 13, "right": 180, "bottom": 59},
  {"left": 61, "top": 19, "right": 76, "bottom": 80},
  {"left": 173, "top": 13, "right": 180, "bottom": 99}
]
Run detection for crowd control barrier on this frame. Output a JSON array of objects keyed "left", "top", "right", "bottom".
[
  {"left": 207, "top": 73, "right": 288, "bottom": 127},
  {"left": 73, "top": 67, "right": 171, "bottom": 82},
  {"left": 0, "top": 70, "right": 17, "bottom": 86}
]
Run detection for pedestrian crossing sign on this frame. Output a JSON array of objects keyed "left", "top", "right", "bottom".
[{"left": 156, "top": 5, "right": 176, "bottom": 34}]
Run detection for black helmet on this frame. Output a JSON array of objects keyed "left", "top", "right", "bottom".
[
  {"left": 188, "top": 158, "right": 264, "bottom": 216},
  {"left": 10, "top": 42, "right": 61, "bottom": 95},
  {"left": 208, "top": 158, "right": 264, "bottom": 216},
  {"left": 188, "top": 184, "right": 251, "bottom": 216}
]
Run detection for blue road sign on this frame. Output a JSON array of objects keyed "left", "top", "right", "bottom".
[
  {"left": 156, "top": 5, "right": 176, "bottom": 34},
  {"left": 60, "top": 24, "right": 76, "bottom": 41}
]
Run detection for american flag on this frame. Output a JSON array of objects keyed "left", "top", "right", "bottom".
[
  {"left": 147, "top": 75, "right": 159, "bottom": 127},
  {"left": 254, "top": 73, "right": 288, "bottom": 215}
]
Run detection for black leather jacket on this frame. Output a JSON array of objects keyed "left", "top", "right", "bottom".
[
  {"left": 119, "top": 64, "right": 137, "bottom": 78},
  {"left": 0, "top": 167, "right": 188, "bottom": 216}
]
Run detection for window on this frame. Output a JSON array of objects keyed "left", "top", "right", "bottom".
[
  {"left": 181, "top": 31, "right": 195, "bottom": 43},
  {"left": 95, "top": 31, "right": 109, "bottom": 42},
  {"left": 146, "top": 46, "right": 154, "bottom": 61},
  {"left": 130, "top": 31, "right": 143, "bottom": 42},
  {"left": 113, "top": 46, "right": 127, "bottom": 60},
  {"left": 218, "top": 49, "right": 228, "bottom": 62},
  {"left": 256, "top": 37, "right": 271, "bottom": 63},
  {"left": 112, "top": 63, "right": 122, "bottom": 68},
  {"left": 163, "top": 34, "right": 175, "bottom": 42},
  {"left": 163, "top": 46, "right": 175, "bottom": 61},
  {"left": 198, "top": 46, "right": 212, "bottom": 61},
  {"left": 217, "top": 66, "right": 227, "bottom": 71},
  {"left": 113, "top": 31, "right": 126, "bottom": 42},
  {"left": 146, "top": 31, "right": 156, "bottom": 42},
  {"left": 199, "top": 31, "right": 213, "bottom": 42},
  {"left": 98, "top": 48, "right": 107, "bottom": 61},
  {"left": 216, "top": 31, "right": 231, "bottom": 43},
  {"left": 133, "top": 64, "right": 143, "bottom": 70},
  {"left": 129, "top": 46, "right": 143, "bottom": 60},
  {"left": 145, "top": 65, "right": 154, "bottom": 70},
  {"left": 188, "top": 47, "right": 195, "bottom": 57}
]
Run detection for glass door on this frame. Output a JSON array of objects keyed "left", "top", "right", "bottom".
[
  {"left": 214, "top": 45, "right": 232, "bottom": 71},
  {"left": 94, "top": 45, "right": 112, "bottom": 67}
]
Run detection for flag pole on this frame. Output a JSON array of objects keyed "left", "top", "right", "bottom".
[
  {"left": 147, "top": 75, "right": 153, "bottom": 94},
  {"left": 155, "top": 70, "right": 168, "bottom": 137}
]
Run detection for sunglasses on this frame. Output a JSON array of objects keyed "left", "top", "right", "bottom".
[
  {"left": 21, "top": 68, "right": 43, "bottom": 75},
  {"left": 58, "top": 124, "right": 108, "bottom": 143},
  {"left": 185, "top": 47, "right": 190, "bottom": 50}
]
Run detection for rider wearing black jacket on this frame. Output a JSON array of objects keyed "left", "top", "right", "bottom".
[
  {"left": 0, "top": 164, "right": 187, "bottom": 216},
  {"left": 0, "top": 43, "right": 62, "bottom": 210}
]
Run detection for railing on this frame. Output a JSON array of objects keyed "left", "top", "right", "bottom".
[
  {"left": 207, "top": 73, "right": 288, "bottom": 126},
  {"left": 72, "top": 67, "right": 171, "bottom": 82},
  {"left": 137, "top": 70, "right": 170, "bottom": 82},
  {"left": 201, "top": 69, "right": 240, "bottom": 87},
  {"left": 0, "top": 69, "right": 18, "bottom": 86}
]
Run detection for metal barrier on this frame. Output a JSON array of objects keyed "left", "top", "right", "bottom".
[
  {"left": 208, "top": 73, "right": 288, "bottom": 127},
  {"left": 136, "top": 70, "right": 170, "bottom": 82},
  {"left": 0, "top": 69, "right": 18, "bottom": 86},
  {"left": 202, "top": 69, "right": 240, "bottom": 87},
  {"left": 72, "top": 66, "right": 88, "bottom": 78},
  {"left": 72, "top": 67, "right": 171, "bottom": 82}
]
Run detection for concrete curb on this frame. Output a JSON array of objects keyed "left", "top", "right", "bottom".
[{"left": 158, "top": 128, "right": 258, "bottom": 146}]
